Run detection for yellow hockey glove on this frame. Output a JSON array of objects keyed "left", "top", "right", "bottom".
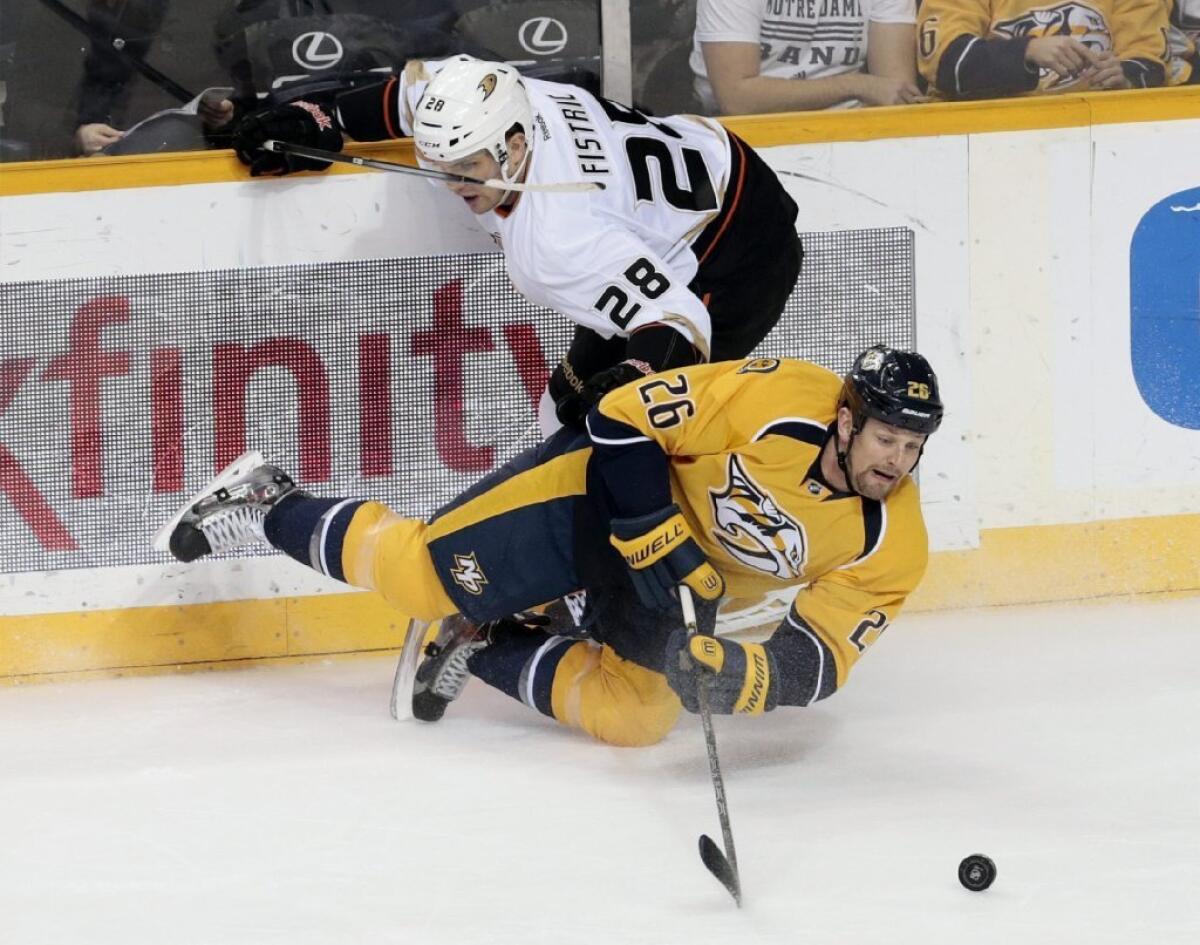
[
  {"left": 664, "top": 629, "right": 778, "bottom": 715},
  {"left": 609, "top": 504, "right": 725, "bottom": 611}
]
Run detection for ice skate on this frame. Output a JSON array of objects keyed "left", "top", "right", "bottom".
[
  {"left": 153, "top": 450, "right": 297, "bottom": 563},
  {"left": 411, "top": 614, "right": 488, "bottom": 722}
]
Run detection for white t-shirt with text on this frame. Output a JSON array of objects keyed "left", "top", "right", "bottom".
[{"left": 690, "top": 0, "right": 916, "bottom": 112}]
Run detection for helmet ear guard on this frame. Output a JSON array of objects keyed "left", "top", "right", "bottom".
[{"left": 413, "top": 56, "right": 534, "bottom": 183}]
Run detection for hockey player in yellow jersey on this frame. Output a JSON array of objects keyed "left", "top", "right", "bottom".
[
  {"left": 155, "top": 346, "right": 943, "bottom": 747},
  {"left": 917, "top": 0, "right": 1169, "bottom": 98}
]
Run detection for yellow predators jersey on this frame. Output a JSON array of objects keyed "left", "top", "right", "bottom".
[
  {"left": 918, "top": 0, "right": 1170, "bottom": 97},
  {"left": 593, "top": 357, "right": 929, "bottom": 695}
]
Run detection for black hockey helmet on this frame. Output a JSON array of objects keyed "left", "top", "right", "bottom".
[{"left": 840, "top": 346, "right": 943, "bottom": 436}]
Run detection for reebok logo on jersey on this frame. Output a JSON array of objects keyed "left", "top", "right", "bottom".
[{"left": 450, "top": 552, "right": 489, "bottom": 595}]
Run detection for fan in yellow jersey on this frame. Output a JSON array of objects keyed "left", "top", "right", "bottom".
[
  {"left": 917, "top": 0, "right": 1168, "bottom": 98},
  {"left": 155, "top": 346, "right": 943, "bottom": 747}
]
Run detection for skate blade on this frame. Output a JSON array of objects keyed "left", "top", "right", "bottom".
[
  {"left": 151, "top": 449, "right": 267, "bottom": 553},
  {"left": 390, "top": 618, "right": 431, "bottom": 721}
]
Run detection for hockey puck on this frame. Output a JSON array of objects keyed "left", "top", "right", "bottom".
[{"left": 958, "top": 854, "right": 996, "bottom": 891}]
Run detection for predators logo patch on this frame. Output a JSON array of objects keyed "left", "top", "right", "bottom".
[
  {"left": 450, "top": 552, "right": 489, "bottom": 595},
  {"left": 709, "top": 455, "right": 807, "bottom": 579},
  {"left": 994, "top": 2, "right": 1110, "bottom": 88},
  {"left": 477, "top": 74, "right": 498, "bottom": 100}
]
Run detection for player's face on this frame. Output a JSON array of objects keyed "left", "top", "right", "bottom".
[
  {"left": 844, "top": 415, "right": 926, "bottom": 500},
  {"left": 419, "top": 134, "right": 527, "bottom": 215}
]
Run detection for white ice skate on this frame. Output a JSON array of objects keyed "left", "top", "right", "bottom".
[{"left": 153, "top": 450, "right": 296, "bottom": 562}]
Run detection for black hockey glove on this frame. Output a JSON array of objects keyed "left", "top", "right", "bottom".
[
  {"left": 664, "top": 628, "right": 779, "bottom": 715},
  {"left": 555, "top": 359, "right": 654, "bottom": 428},
  {"left": 231, "top": 100, "right": 343, "bottom": 176},
  {"left": 479, "top": 610, "right": 551, "bottom": 641},
  {"left": 609, "top": 504, "right": 725, "bottom": 611}
]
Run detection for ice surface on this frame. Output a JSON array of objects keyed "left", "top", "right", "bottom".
[{"left": 1, "top": 595, "right": 1198, "bottom": 944}]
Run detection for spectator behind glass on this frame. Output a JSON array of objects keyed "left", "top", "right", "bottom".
[
  {"left": 1167, "top": 0, "right": 1200, "bottom": 84},
  {"left": 690, "top": 0, "right": 925, "bottom": 115},
  {"left": 212, "top": 0, "right": 462, "bottom": 119},
  {"left": 75, "top": 0, "right": 169, "bottom": 154},
  {"left": 73, "top": 1, "right": 472, "bottom": 157},
  {"left": 917, "top": 0, "right": 1169, "bottom": 99}
]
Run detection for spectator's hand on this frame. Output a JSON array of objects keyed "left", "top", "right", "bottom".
[
  {"left": 1082, "top": 50, "right": 1132, "bottom": 91},
  {"left": 855, "top": 75, "right": 928, "bottom": 107},
  {"left": 198, "top": 95, "right": 235, "bottom": 131},
  {"left": 231, "top": 101, "right": 343, "bottom": 176},
  {"left": 1025, "top": 36, "right": 1093, "bottom": 81},
  {"left": 74, "top": 123, "right": 123, "bottom": 156}
]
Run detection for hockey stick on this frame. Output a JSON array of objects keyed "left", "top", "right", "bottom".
[
  {"left": 679, "top": 585, "right": 743, "bottom": 907},
  {"left": 261, "top": 141, "right": 604, "bottom": 193},
  {"left": 38, "top": 0, "right": 197, "bottom": 104}
]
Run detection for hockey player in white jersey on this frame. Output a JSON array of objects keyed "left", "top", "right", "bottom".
[{"left": 230, "top": 56, "right": 803, "bottom": 430}]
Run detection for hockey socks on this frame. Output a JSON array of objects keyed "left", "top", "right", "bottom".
[
  {"left": 468, "top": 630, "right": 577, "bottom": 719},
  {"left": 468, "top": 634, "right": 682, "bottom": 747},
  {"left": 263, "top": 493, "right": 366, "bottom": 582}
]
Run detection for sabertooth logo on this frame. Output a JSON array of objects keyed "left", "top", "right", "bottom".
[
  {"left": 709, "top": 455, "right": 807, "bottom": 579},
  {"left": 477, "top": 74, "right": 498, "bottom": 100},
  {"left": 450, "top": 552, "right": 489, "bottom": 595},
  {"left": 993, "top": 2, "right": 1110, "bottom": 89}
]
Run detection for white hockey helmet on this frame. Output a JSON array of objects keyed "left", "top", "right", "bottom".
[{"left": 413, "top": 57, "right": 534, "bottom": 177}]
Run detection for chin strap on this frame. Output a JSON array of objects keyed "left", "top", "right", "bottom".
[
  {"left": 835, "top": 420, "right": 863, "bottom": 497},
  {"left": 498, "top": 146, "right": 532, "bottom": 190}
]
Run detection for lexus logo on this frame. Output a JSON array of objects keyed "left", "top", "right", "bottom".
[
  {"left": 518, "top": 17, "right": 568, "bottom": 56},
  {"left": 292, "top": 31, "right": 344, "bottom": 70}
]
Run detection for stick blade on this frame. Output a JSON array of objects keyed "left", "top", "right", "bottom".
[{"left": 698, "top": 834, "right": 742, "bottom": 907}]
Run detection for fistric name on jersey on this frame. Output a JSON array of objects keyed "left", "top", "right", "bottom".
[{"left": 546, "top": 92, "right": 610, "bottom": 177}]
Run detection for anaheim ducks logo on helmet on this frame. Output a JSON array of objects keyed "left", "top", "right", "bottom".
[{"left": 477, "top": 73, "right": 497, "bottom": 100}]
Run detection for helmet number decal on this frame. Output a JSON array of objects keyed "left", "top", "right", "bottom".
[
  {"left": 424, "top": 97, "right": 446, "bottom": 112},
  {"left": 906, "top": 381, "right": 931, "bottom": 400},
  {"left": 592, "top": 257, "right": 671, "bottom": 330}
]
